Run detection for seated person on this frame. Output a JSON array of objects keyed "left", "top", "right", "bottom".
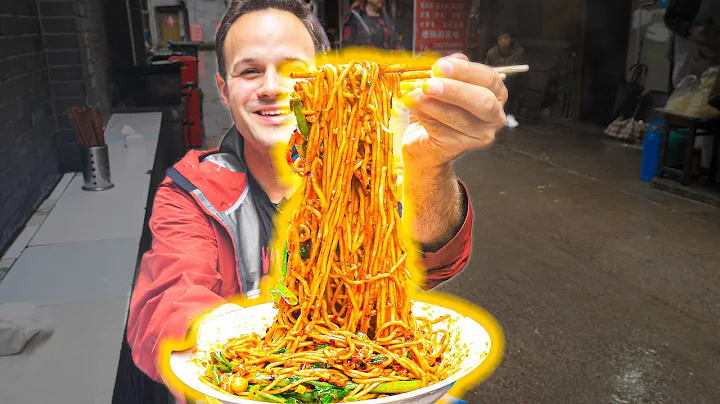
[{"left": 486, "top": 31, "right": 524, "bottom": 128}]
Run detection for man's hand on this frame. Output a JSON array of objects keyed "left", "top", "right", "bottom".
[
  {"left": 399, "top": 54, "right": 507, "bottom": 249},
  {"left": 689, "top": 26, "right": 710, "bottom": 43},
  {"left": 400, "top": 54, "right": 507, "bottom": 171}
]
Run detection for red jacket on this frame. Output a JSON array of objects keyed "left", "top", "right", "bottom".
[{"left": 127, "top": 130, "right": 474, "bottom": 381}]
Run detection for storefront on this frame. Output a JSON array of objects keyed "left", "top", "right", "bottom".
[{"left": 319, "top": 0, "right": 474, "bottom": 54}]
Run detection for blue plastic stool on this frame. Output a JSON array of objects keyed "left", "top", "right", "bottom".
[{"left": 640, "top": 120, "right": 664, "bottom": 182}]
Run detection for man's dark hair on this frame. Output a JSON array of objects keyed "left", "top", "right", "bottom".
[{"left": 215, "top": 0, "right": 327, "bottom": 79}]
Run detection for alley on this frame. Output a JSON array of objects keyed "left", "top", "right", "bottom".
[
  {"left": 3, "top": 1, "right": 720, "bottom": 402},
  {"left": 441, "top": 122, "right": 720, "bottom": 403}
]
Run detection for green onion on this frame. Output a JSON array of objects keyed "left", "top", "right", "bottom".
[
  {"left": 211, "top": 365, "right": 221, "bottom": 385},
  {"left": 369, "top": 354, "right": 386, "bottom": 365}
]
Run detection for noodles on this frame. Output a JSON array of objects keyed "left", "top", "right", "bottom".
[{"left": 198, "top": 61, "right": 458, "bottom": 402}]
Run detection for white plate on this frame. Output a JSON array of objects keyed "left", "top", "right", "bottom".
[{"left": 170, "top": 301, "right": 492, "bottom": 404}]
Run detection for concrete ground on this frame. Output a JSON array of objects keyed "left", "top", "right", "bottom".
[
  {"left": 441, "top": 121, "right": 720, "bottom": 403},
  {"left": 196, "top": 52, "right": 720, "bottom": 402}
]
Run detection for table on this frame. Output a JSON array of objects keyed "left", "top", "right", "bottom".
[
  {"left": 0, "top": 112, "right": 162, "bottom": 404},
  {"left": 656, "top": 108, "right": 720, "bottom": 185}
]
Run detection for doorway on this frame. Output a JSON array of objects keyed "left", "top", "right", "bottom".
[
  {"left": 578, "top": 0, "right": 632, "bottom": 126},
  {"left": 156, "top": 7, "right": 184, "bottom": 46}
]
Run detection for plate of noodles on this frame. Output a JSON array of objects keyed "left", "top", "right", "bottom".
[
  {"left": 170, "top": 58, "right": 500, "bottom": 403},
  {"left": 170, "top": 301, "right": 491, "bottom": 404}
]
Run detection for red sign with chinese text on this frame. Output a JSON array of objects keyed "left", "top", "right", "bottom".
[
  {"left": 190, "top": 24, "right": 204, "bottom": 43},
  {"left": 414, "top": 0, "right": 470, "bottom": 55}
]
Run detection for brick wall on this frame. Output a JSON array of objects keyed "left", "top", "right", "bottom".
[
  {"left": 0, "top": 0, "right": 115, "bottom": 254},
  {"left": 0, "top": 1, "right": 61, "bottom": 253},
  {"left": 39, "top": 0, "right": 112, "bottom": 171}
]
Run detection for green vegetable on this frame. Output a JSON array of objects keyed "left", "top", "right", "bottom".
[
  {"left": 247, "top": 387, "right": 287, "bottom": 403},
  {"left": 370, "top": 379, "right": 424, "bottom": 394},
  {"left": 211, "top": 365, "right": 221, "bottom": 386},
  {"left": 211, "top": 351, "right": 233, "bottom": 371},
  {"left": 291, "top": 95, "right": 310, "bottom": 137},
  {"left": 307, "top": 381, "right": 340, "bottom": 390},
  {"left": 300, "top": 243, "right": 310, "bottom": 260},
  {"left": 311, "top": 362, "right": 329, "bottom": 369},
  {"left": 314, "top": 344, "right": 329, "bottom": 350},
  {"left": 275, "top": 347, "right": 287, "bottom": 355},
  {"left": 345, "top": 379, "right": 424, "bottom": 394},
  {"left": 369, "top": 354, "right": 386, "bottom": 365},
  {"left": 270, "top": 283, "right": 299, "bottom": 306},
  {"left": 282, "top": 242, "right": 288, "bottom": 278},
  {"left": 307, "top": 381, "right": 350, "bottom": 403},
  {"left": 283, "top": 392, "right": 314, "bottom": 403},
  {"left": 251, "top": 373, "right": 274, "bottom": 385},
  {"left": 251, "top": 373, "right": 300, "bottom": 388},
  {"left": 271, "top": 242, "right": 298, "bottom": 306}
]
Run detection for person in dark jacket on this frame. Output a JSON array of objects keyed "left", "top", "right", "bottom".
[
  {"left": 342, "top": 0, "right": 403, "bottom": 50},
  {"left": 664, "top": 0, "right": 720, "bottom": 86}
]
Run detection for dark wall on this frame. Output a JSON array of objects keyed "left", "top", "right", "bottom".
[
  {"left": 39, "top": 0, "right": 113, "bottom": 171},
  {"left": 1, "top": 0, "right": 117, "bottom": 254},
  {"left": 106, "top": 0, "right": 146, "bottom": 70},
  {"left": 0, "top": 1, "right": 61, "bottom": 253}
]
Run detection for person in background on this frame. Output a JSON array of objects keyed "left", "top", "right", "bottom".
[
  {"left": 342, "top": 0, "right": 403, "bottom": 50},
  {"left": 485, "top": 32, "right": 524, "bottom": 128},
  {"left": 664, "top": 0, "right": 720, "bottom": 87}
]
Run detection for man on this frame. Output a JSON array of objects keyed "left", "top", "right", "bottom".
[
  {"left": 664, "top": 0, "right": 720, "bottom": 87},
  {"left": 343, "top": 0, "right": 403, "bottom": 50},
  {"left": 127, "top": 0, "right": 507, "bottom": 383},
  {"left": 485, "top": 32, "right": 525, "bottom": 68},
  {"left": 486, "top": 32, "right": 524, "bottom": 128}
]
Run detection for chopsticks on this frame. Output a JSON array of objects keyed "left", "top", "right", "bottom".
[
  {"left": 291, "top": 63, "right": 530, "bottom": 97},
  {"left": 290, "top": 64, "right": 530, "bottom": 81},
  {"left": 396, "top": 64, "right": 530, "bottom": 81},
  {"left": 67, "top": 106, "right": 105, "bottom": 148}
]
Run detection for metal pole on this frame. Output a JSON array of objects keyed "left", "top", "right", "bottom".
[
  {"left": 412, "top": 0, "right": 416, "bottom": 56},
  {"left": 126, "top": 0, "right": 138, "bottom": 66}
]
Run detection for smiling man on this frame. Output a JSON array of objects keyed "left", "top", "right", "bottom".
[{"left": 127, "top": 0, "right": 508, "bottom": 384}]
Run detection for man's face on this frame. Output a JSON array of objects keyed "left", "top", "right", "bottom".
[
  {"left": 367, "top": 0, "right": 384, "bottom": 8},
  {"left": 498, "top": 34, "right": 512, "bottom": 51},
  {"left": 216, "top": 10, "right": 315, "bottom": 154}
]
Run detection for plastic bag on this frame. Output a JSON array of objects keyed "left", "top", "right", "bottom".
[
  {"left": 0, "top": 302, "right": 53, "bottom": 356},
  {"left": 685, "top": 66, "right": 720, "bottom": 118},
  {"left": 604, "top": 117, "right": 648, "bottom": 142},
  {"left": 699, "top": 66, "right": 718, "bottom": 90},
  {"left": 665, "top": 74, "right": 699, "bottom": 114}
]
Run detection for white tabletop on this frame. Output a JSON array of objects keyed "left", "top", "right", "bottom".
[
  {"left": 29, "top": 112, "right": 161, "bottom": 246},
  {"left": 0, "top": 112, "right": 163, "bottom": 404}
]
